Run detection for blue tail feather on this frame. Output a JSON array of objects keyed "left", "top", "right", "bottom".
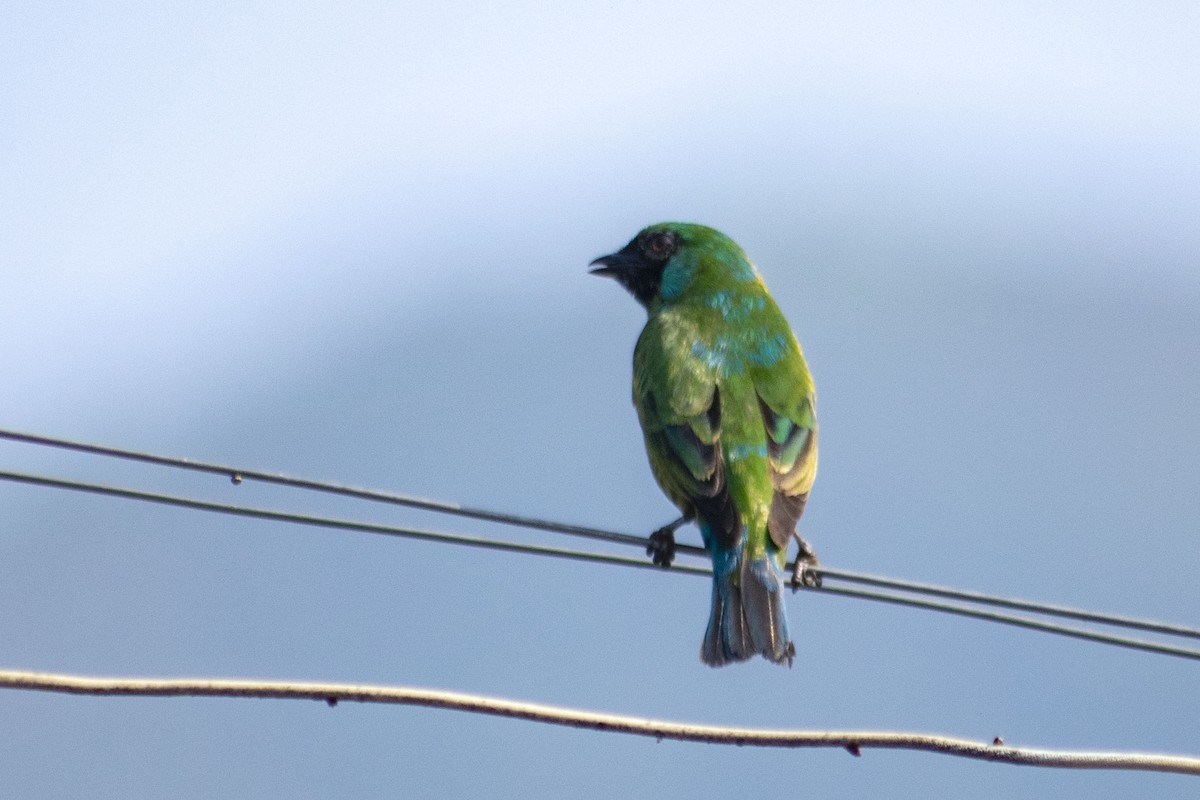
[
  {"left": 741, "top": 556, "right": 793, "bottom": 665},
  {"left": 700, "top": 527, "right": 794, "bottom": 667}
]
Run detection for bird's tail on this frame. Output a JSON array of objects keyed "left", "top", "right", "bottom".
[{"left": 701, "top": 546, "right": 794, "bottom": 667}]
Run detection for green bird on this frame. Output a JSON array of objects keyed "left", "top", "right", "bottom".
[{"left": 591, "top": 222, "right": 818, "bottom": 667}]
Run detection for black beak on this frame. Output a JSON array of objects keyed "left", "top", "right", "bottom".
[
  {"left": 588, "top": 244, "right": 641, "bottom": 277},
  {"left": 588, "top": 240, "right": 660, "bottom": 308}
]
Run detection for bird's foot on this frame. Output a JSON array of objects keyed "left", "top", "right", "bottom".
[
  {"left": 646, "top": 525, "right": 678, "bottom": 568},
  {"left": 790, "top": 534, "right": 821, "bottom": 591}
]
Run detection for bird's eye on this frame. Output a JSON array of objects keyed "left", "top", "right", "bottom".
[{"left": 640, "top": 231, "right": 677, "bottom": 261}]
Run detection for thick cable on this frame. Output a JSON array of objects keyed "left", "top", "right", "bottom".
[{"left": 5, "top": 669, "right": 1199, "bottom": 775}]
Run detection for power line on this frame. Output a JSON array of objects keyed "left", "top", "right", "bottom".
[
  {"left": 0, "top": 428, "right": 707, "bottom": 557},
  {"left": 815, "top": 567, "right": 1200, "bottom": 641},
  {"left": 2, "top": 467, "right": 1200, "bottom": 662},
  {"left": 2, "top": 427, "right": 1197, "bottom": 645},
  {"left": 3, "top": 669, "right": 1199, "bottom": 776},
  {"left": 813, "top": 585, "right": 1200, "bottom": 661},
  {"left": 0, "top": 469, "right": 689, "bottom": 575}
]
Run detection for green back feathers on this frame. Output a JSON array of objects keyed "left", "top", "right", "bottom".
[{"left": 594, "top": 221, "right": 817, "bottom": 549}]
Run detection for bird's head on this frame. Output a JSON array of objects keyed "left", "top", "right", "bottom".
[{"left": 590, "top": 222, "right": 755, "bottom": 310}]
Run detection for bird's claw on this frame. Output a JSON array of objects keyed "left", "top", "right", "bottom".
[
  {"left": 792, "top": 559, "right": 821, "bottom": 590},
  {"left": 646, "top": 526, "right": 677, "bottom": 568},
  {"left": 790, "top": 534, "right": 821, "bottom": 591}
]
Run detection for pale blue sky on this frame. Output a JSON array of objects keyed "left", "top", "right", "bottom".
[{"left": 2, "top": 2, "right": 1198, "bottom": 797}]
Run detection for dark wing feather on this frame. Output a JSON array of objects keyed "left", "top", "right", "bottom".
[
  {"left": 757, "top": 393, "right": 818, "bottom": 550},
  {"left": 642, "top": 387, "right": 741, "bottom": 550}
]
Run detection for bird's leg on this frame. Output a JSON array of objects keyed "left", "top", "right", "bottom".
[
  {"left": 790, "top": 531, "right": 821, "bottom": 590},
  {"left": 647, "top": 516, "right": 686, "bottom": 568}
]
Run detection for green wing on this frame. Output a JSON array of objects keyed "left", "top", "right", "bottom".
[
  {"left": 632, "top": 313, "right": 740, "bottom": 548},
  {"left": 753, "top": 335, "right": 818, "bottom": 550}
]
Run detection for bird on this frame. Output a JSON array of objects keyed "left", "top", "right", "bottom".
[{"left": 590, "top": 222, "right": 818, "bottom": 667}]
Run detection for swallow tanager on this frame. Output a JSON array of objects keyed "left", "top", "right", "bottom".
[{"left": 591, "top": 222, "right": 818, "bottom": 667}]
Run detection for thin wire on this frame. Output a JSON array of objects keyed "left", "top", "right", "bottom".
[
  {"left": 813, "top": 566, "right": 1200, "bottom": 640},
  {"left": 3, "top": 468, "right": 1200, "bottom": 662},
  {"left": 3, "top": 427, "right": 1198, "bottom": 644},
  {"left": 5, "top": 669, "right": 1200, "bottom": 775},
  {"left": 0, "top": 428, "right": 708, "bottom": 557},
  {"left": 812, "top": 585, "right": 1200, "bottom": 661},
  {"left": 0, "top": 469, "right": 701, "bottom": 575}
]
